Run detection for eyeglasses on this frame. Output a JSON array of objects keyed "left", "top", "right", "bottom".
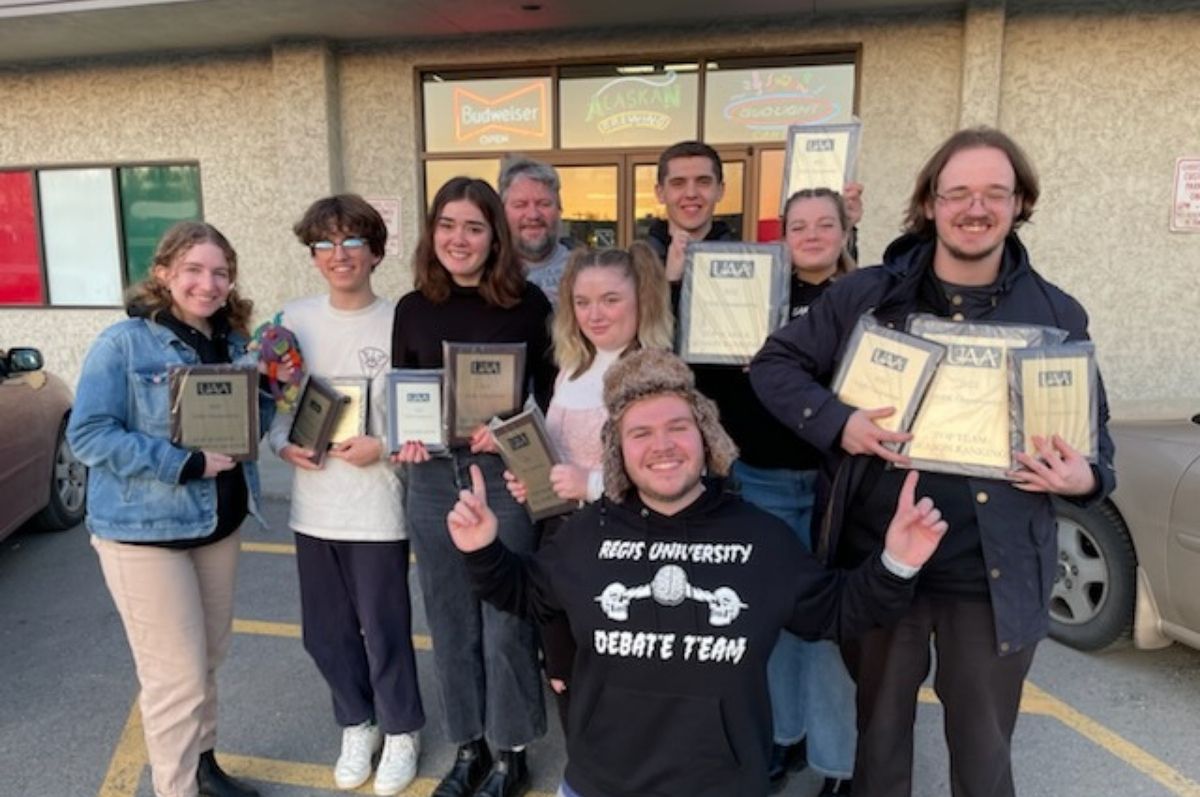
[
  {"left": 933, "top": 187, "right": 1017, "bottom": 210},
  {"left": 310, "top": 237, "right": 367, "bottom": 255}
]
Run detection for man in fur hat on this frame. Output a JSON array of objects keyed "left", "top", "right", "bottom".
[{"left": 445, "top": 349, "right": 949, "bottom": 797}]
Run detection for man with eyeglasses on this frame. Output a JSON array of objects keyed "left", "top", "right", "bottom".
[
  {"left": 750, "top": 128, "right": 1115, "bottom": 797},
  {"left": 270, "top": 194, "right": 425, "bottom": 796}
]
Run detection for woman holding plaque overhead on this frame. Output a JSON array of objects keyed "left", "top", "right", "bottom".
[
  {"left": 391, "top": 177, "right": 553, "bottom": 797},
  {"left": 502, "top": 242, "right": 672, "bottom": 732},
  {"left": 68, "top": 222, "right": 270, "bottom": 797}
]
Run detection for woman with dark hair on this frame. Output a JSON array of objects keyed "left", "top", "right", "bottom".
[
  {"left": 68, "top": 222, "right": 270, "bottom": 797},
  {"left": 391, "top": 177, "right": 553, "bottom": 797}
]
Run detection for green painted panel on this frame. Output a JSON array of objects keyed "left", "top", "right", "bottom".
[{"left": 119, "top": 165, "right": 202, "bottom": 284}]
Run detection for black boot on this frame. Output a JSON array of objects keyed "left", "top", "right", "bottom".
[
  {"left": 197, "top": 750, "right": 259, "bottom": 797},
  {"left": 432, "top": 739, "right": 492, "bottom": 797},
  {"left": 820, "top": 777, "right": 853, "bottom": 796},
  {"left": 473, "top": 748, "right": 530, "bottom": 797},
  {"left": 767, "top": 739, "right": 808, "bottom": 790}
]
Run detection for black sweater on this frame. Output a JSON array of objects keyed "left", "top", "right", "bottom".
[
  {"left": 391, "top": 282, "right": 555, "bottom": 412},
  {"left": 464, "top": 480, "right": 915, "bottom": 797}
]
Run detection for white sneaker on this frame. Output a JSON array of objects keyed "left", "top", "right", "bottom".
[
  {"left": 373, "top": 732, "right": 420, "bottom": 796},
  {"left": 334, "top": 720, "right": 382, "bottom": 790}
]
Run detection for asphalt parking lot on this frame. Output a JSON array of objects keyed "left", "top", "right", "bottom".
[{"left": 3, "top": 486, "right": 1200, "bottom": 797}]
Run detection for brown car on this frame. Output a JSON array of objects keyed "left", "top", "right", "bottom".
[
  {"left": 1050, "top": 407, "right": 1200, "bottom": 651},
  {"left": 0, "top": 347, "right": 87, "bottom": 540}
]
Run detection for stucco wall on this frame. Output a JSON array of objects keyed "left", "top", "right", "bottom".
[
  {"left": 0, "top": 50, "right": 311, "bottom": 384},
  {"left": 1001, "top": 1, "right": 1200, "bottom": 404}
]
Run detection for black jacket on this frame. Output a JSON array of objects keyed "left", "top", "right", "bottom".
[
  {"left": 464, "top": 480, "right": 916, "bottom": 797},
  {"left": 749, "top": 233, "right": 1116, "bottom": 655}
]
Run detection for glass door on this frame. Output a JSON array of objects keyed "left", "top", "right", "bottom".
[
  {"left": 555, "top": 163, "right": 620, "bottom": 248},
  {"left": 629, "top": 155, "right": 746, "bottom": 245}
]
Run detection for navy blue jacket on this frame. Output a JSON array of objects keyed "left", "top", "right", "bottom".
[{"left": 749, "top": 233, "right": 1116, "bottom": 655}]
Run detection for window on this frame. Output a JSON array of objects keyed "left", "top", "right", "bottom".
[
  {"left": 119, "top": 165, "right": 203, "bottom": 285},
  {"left": 559, "top": 64, "right": 700, "bottom": 149},
  {"left": 0, "top": 163, "right": 202, "bottom": 307},
  {"left": 419, "top": 52, "right": 855, "bottom": 244},
  {"left": 703, "top": 62, "right": 856, "bottom": 144},
  {"left": 0, "top": 171, "right": 42, "bottom": 305},
  {"left": 424, "top": 75, "right": 553, "bottom": 154},
  {"left": 423, "top": 158, "right": 502, "bottom": 210}
]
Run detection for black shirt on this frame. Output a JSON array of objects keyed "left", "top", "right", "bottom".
[
  {"left": 838, "top": 268, "right": 990, "bottom": 599},
  {"left": 391, "top": 282, "right": 555, "bottom": 413}
]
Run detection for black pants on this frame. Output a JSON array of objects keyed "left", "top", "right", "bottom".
[
  {"left": 840, "top": 595, "right": 1036, "bottom": 797},
  {"left": 538, "top": 515, "right": 575, "bottom": 735},
  {"left": 295, "top": 533, "right": 425, "bottom": 734}
]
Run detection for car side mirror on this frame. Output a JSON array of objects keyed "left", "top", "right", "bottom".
[{"left": 5, "top": 347, "right": 44, "bottom": 374}]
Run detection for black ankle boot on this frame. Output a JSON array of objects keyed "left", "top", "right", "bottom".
[
  {"left": 196, "top": 750, "right": 259, "bottom": 797},
  {"left": 767, "top": 739, "right": 808, "bottom": 789},
  {"left": 432, "top": 739, "right": 492, "bottom": 797},
  {"left": 474, "top": 749, "right": 530, "bottom": 797}
]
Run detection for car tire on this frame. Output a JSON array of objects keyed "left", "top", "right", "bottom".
[
  {"left": 32, "top": 419, "right": 87, "bottom": 532},
  {"left": 1048, "top": 499, "right": 1136, "bottom": 651}
]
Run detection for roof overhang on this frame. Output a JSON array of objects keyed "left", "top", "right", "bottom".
[{"left": 0, "top": 0, "right": 964, "bottom": 65}]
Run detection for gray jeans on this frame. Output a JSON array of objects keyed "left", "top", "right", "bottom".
[{"left": 406, "top": 452, "right": 546, "bottom": 748}]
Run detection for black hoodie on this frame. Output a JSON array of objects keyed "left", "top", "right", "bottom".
[{"left": 464, "top": 478, "right": 915, "bottom": 797}]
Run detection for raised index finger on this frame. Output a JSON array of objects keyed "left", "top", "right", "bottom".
[
  {"left": 897, "top": 468, "right": 919, "bottom": 514},
  {"left": 470, "top": 463, "right": 488, "bottom": 502}
]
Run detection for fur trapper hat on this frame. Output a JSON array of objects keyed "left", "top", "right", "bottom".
[{"left": 601, "top": 348, "right": 739, "bottom": 501}]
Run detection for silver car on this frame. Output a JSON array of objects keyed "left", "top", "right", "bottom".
[{"left": 1051, "top": 406, "right": 1200, "bottom": 651}]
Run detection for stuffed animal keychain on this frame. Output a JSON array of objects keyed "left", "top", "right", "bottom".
[{"left": 250, "top": 312, "right": 304, "bottom": 411}]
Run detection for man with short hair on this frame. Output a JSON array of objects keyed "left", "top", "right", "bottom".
[
  {"left": 750, "top": 127, "right": 1116, "bottom": 797},
  {"left": 444, "top": 348, "right": 951, "bottom": 797},
  {"left": 499, "top": 155, "right": 573, "bottom": 306},
  {"left": 644, "top": 140, "right": 733, "bottom": 285},
  {"left": 271, "top": 195, "right": 425, "bottom": 796}
]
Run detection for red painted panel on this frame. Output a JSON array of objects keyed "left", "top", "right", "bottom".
[
  {"left": 0, "top": 171, "right": 44, "bottom": 305},
  {"left": 756, "top": 217, "right": 782, "bottom": 244}
]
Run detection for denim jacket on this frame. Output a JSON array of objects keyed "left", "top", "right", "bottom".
[{"left": 67, "top": 317, "right": 273, "bottom": 542}]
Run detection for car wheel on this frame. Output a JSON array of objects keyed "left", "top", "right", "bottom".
[
  {"left": 32, "top": 419, "right": 87, "bottom": 532},
  {"left": 1048, "top": 499, "right": 1136, "bottom": 651}
]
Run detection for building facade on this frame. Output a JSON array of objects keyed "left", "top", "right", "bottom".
[{"left": 1, "top": 0, "right": 1198, "bottom": 406}]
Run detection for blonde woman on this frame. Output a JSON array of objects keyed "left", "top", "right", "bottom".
[{"left": 505, "top": 242, "right": 672, "bottom": 730}]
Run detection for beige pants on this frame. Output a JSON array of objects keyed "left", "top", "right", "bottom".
[{"left": 93, "top": 532, "right": 240, "bottom": 797}]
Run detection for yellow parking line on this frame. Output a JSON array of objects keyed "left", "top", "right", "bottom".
[
  {"left": 241, "top": 542, "right": 296, "bottom": 555},
  {"left": 1020, "top": 682, "right": 1200, "bottom": 797},
  {"left": 232, "top": 618, "right": 432, "bottom": 650},
  {"left": 233, "top": 619, "right": 301, "bottom": 638},
  {"left": 97, "top": 700, "right": 147, "bottom": 797},
  {"left": 220, "top": 753, "right": 555, "bottom": 796},
  {"left": 919, "top": 682, "right": 1200, "bottom": 797},
  {"left": 99, "top": 679, "right": 1197, "bottom": 797},
  {"left": 240, "top": 541, "right": 417, "bottom": 564},
  {"left": 96, "top": 701, "right": 554, "bottom": 797}
]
